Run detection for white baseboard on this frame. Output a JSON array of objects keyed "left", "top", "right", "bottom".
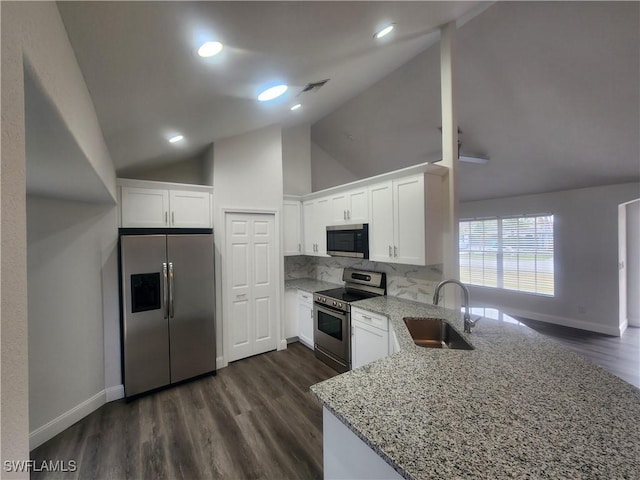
[
  {"left": 618, "top": 319, "right": 629, "bottom": 336},
  {"left": 216, "top": 356, "right": 226, "bottom": 369},
  {"left": 30, "top": 390, "right": 106, "bottom": 450},
  {"left": 105, "top": 384, "right": 125, "bottom": 402},
  {"left": 286, "top": 336, "right": 299, "bottom": 344},
  {"left": 628, "top": 315, "right": 640, "bottom": 328},
  {"left": 277, "top": 339, "right": 287, "bottom": 351},
  {"left": 504, "top": 307, "right": 622, "bottom": 336}
]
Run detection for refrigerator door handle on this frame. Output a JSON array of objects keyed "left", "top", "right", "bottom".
[
  {"left": 168, "top": 262, "right": 175, "bottom": 318},
  {"left": 162, "top": 262, "right": 169, "bottom": 319}
]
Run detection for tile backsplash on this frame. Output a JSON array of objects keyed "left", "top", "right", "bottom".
[{"left": 284, "top": 256, "right": 442, "bottom": 304}]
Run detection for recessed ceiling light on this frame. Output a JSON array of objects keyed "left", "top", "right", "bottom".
[
  {"left": 374, "top": 24, "right": 395, "bottom": 39},
  {"left": 169, "top": 135, "right": 184, "bottom": 143},
  {"left": 290, "top": 104, "right": 302, "bottom": 111},
  {"left": 198, "top": 41, "right": 223, "bottom": 58},
  {"left": 258, "top": 84, "right": 288, "bottom": 102}
]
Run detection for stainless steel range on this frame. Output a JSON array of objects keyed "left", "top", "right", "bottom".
[{"left": 314, "top": 268, "right": 386, "bottom": 373}]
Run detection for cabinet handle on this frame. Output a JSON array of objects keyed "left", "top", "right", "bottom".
[
  {"left": 343, "top": 210, "right": 347, "bottom": 220},
  {"left": 298, "top": 243, "right": 301, "bottom": 252},
  {"left": 362, "top": 315, "right": 372, "bottom": 321},
  {"left": 172, "top": 211, "right": 175, "bottom": 225},
  {"left": 394, "top": 246, "right": 398, "bottom": 257},
  {"left": 347, "top": 210, "right": 351, "bottom": 220},
  {"left": 165, "top": 211, "right": 168, "bottom": 225},
  {"left": 389, "top": 245, "right": 392, "bottom": 257}
]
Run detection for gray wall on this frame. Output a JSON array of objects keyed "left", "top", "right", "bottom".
[
  {"left": 460, "top": 182, "right": 640, "bottom": 335},
  {"left": 27, "top": 196, "right": 118, "bottom": 435},
  {"left": 212, "top": 124, "right": 284, "bottom": 361},
  {"left": 2, "top": 1, "right": 117, "bottom": 464},
  {"left": 119, "top": 148, "right": 213, "bottom": 186},
  {"left": 311, "top": 141, "right": 358, "bottom": 192},
  {"left": 282, "top": 125, "right": 312, "bottom": 195}
]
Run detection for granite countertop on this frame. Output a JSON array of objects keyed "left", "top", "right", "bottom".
[
  {"left": 311, "top": 295, "right": 640, "bottom": 479},
  {"left": 284, "top": 278, "right": 342, "bottom": 294}
]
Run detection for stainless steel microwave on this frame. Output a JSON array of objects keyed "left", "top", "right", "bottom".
[{"left": 326, "top": 224, "right": 369, "bottom": 259}]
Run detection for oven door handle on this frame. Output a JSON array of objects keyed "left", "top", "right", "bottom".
[{"left": 314, "top": 303, "right": 348, "bottom": 320}]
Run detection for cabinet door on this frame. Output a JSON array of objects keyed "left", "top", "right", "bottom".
[
  {"left": 348, "top": 187, "right": 369, "bottom": 223},
  {"left": 169, "top": 190, "right": 212, "bottom": 228},
  {"left": 121, "top": 187, "right": 169, "bottom": 228},
  {"left": 297, "top": 294, "right": 314, "bottom": 349},
  {"left": 329, "top": 193, "right": 349, "bottom": 224},
  {"left": 394, "top": 175, "right": 425, "bottom": 265},
  {"left": 352, "top": 321, "right": 389, "bottom": 369},
  {"left": 303, "top": 200, "right": 316, "bottom": 255},
  {"left": 283, "top": 201, "right": 302, "bottom": 256},
  {"left": 284, "top": 289, "right": 298, "bottom": 339},
  {"left": 315, "top": 197, "right": 330, "bottom": 256},
  {"left": 368, "top": 182, "right": 395, "bottom": 262}
]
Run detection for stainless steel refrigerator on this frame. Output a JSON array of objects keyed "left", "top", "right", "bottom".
[{"left": 120, "top": 234, "right": 215, "bottom": 397}]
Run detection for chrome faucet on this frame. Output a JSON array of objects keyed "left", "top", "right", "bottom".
[{"left": 432, "top": 279, "right": 478, "bottom": 333}]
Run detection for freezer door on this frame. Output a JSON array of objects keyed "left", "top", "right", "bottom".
[
  {"left": 121, "top": 235, "right": 170, "bottom": 397},
  {"left": 167, "top": 234, "right": 216, "bottom": 382}
]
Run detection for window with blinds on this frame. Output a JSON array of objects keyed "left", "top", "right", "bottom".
[{"left": 459, "top": 214, "right": 554, "bottom": 296}]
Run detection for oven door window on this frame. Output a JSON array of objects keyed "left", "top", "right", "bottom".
[{"left": 317, "top": 309, "right": 343, "bottom": 341}]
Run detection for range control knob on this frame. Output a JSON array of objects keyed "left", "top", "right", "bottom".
[
  {"left": 322, "top": 298, "right": 326, "bottom": 303},
  {"left": 338, "top": 303, "right": 343, "bottom": 308},
  {"left": 316, "top": 296, "right": 321, "bottom": 302},
  {"left": 332, "top": 301, "right": 337, "bottom": 306}
]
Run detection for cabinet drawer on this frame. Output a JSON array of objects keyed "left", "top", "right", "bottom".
[
  {"left": 297, "top": 290, "right": 313, "bottom": 304},
  {"left": 351, "top": 307, "right": 388, "bottom": 331}
]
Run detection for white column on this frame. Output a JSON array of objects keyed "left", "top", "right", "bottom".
[{"left": 439, "top": 22, "right": 460, "bottom": 307}]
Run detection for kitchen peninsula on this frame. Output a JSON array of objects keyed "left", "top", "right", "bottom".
[{"left": 311, "top": 296, "right": 640, "bottom": 479}]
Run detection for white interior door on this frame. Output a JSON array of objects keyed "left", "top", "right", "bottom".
[{"left": 226, "top": 213, "right": 277, "bottom": 362}]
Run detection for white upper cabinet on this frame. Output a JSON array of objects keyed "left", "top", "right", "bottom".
[
  {"left": 283, "top": 199, "right": 303, "bottom": 256},
  {"left": 121, "top": 187, "right": 170, "bottom": 228},
  {"left": 369, "top": 173, "right": 442, "bottom": 266},
  {"left": 328, "top": 187, "right": 369, "bottom": 225},
  {"left": 303, "top": 197, "right": 330, "bottom": 256},
  {"left": 169, "top": 190, "right": 211, "bottom": 228},
  {"left": 119, "top": 179, "right": 212, "bottom": 228},
  {"left": 369, "top": 182, "right": 394, "bottom": 261}
]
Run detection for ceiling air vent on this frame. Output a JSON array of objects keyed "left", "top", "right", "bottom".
[{"left": 298, "top": 79, "right": 330, "bottom": 96}]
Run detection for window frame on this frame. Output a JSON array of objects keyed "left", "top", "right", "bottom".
[{"left": 459, "top": 213, "right": 555, "bottom": 297}]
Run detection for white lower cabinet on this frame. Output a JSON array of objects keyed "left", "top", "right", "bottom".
[
  {"left": 351, "top": 307, "right": 389, "bottom": 369},
  {"left": 297, "top": 290, "right": 314, "bottom": 349}
]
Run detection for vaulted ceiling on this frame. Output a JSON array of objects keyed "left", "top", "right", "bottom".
[
  {"left": 311, "top": 1, "right": 640, "bottom": 201},
  {"left": 57, "top": 1, "right": 486, "bottom": 174},
  {"left": 57, "top": 1, "right": 638, "bottom": 201}
]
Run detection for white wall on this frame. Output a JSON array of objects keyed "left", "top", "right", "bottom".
[
  {"left": 212, "top": 125, "right": 284, "bottom": 362},
  {"left": 460, "top": 183, "right": 640, "bottom": 335},
  {"left": 282, "top": 125, "right": 312, "bottom": 195},
  {"left": 26, "top": 197, "right": 119, "bottom": 448},
  {"left": 2, "top": 2, "right": 116, "bottom": 466},
  {"left": 311, "top": 141, "right": 358, "bottom": 192},
  {"left": 627, "top": 200, "right": 640, "bottom": 327}
]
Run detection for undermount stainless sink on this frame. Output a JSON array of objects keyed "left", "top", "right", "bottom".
[{"left": 403, "top": 317, "right": 474, "bottom": 350}]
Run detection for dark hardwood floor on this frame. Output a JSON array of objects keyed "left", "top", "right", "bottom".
[
  {"left": 515, "top": 317, "right": 640, "bottom": 389},
  {"left": 31, "top": 342, "right": 337, "bottom": 480},
  {"left": 31, "top": 319, "right": 639, "bottom": 479}
]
